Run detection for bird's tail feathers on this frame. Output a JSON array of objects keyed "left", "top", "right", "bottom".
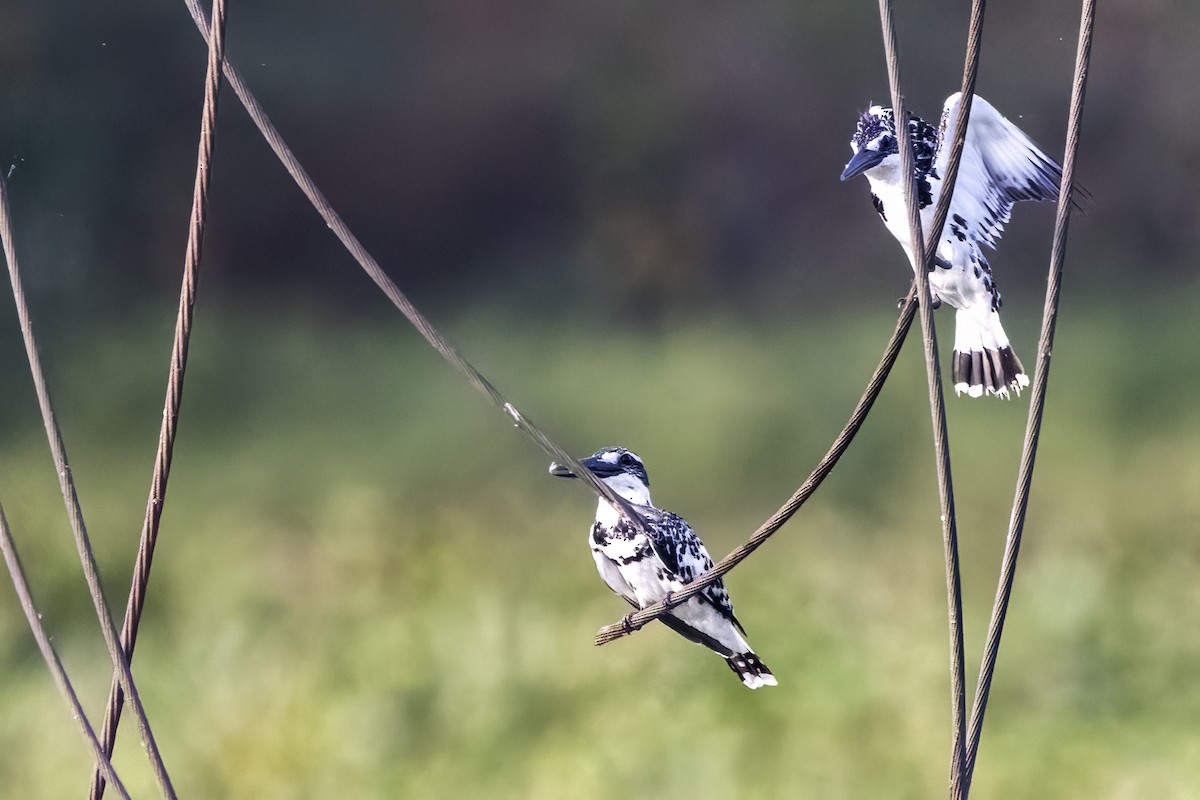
[
  {"left": 952, "top": 308, "right": 1029, "bottom": 399},
  {"left": 727, "top": 652, "right": 778, "bottom": 690},
  {"left": 653, "top": 598, "right": 776, "bottom": 689}
]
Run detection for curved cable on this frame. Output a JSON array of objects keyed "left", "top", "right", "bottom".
[
  {"left": 593, "top": 0, "right": 987, "bottom": 662},
  {"left": 178, "top": 0, "right": 653, "bottom": 540}
]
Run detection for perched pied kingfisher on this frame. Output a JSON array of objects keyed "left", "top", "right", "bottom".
[
  {"left": 841, "top": 92, "right": 1068, "bottom": 398},
  {"left": 550, "top": 447, "right": 777, "bottom": 689}
]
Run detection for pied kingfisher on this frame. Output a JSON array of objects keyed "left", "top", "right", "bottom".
[
  {"left": 841, "top": 92, "right": 1068, "bottom": 398},
  {"left": 550, "top": 447, "right": 777, "bottom": 689}
]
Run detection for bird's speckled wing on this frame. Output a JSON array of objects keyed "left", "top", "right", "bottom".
[
  {"left": 936, "top": 93, "right": 1065, "bottom": 250},
  {"left": 643, "top": 509, "right": 744, "bottom": 634}
]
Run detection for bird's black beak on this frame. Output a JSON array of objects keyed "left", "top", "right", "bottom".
[
  {"left": 548, "top": 455, "right": 621, "bottom": 479},
  {"left": 840, "top": 148, "right": 886, "bottom": 181},
  {"left": 548, "top": 461, "right": 576, "bottom": 478}
]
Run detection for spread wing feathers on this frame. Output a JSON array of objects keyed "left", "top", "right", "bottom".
[
  {"left": 936, "top": 92, "right": 1066, "bottom": 250},
  {"left": 642, "top": 509, "right": 745, "bottom": 635}
]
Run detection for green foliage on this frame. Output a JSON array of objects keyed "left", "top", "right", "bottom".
[{"left": 0, "top": 302, "right": 1198, "bottom": 798}]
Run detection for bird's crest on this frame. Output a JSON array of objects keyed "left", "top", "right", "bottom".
[
  {"left": 847, "top": 104, "right": 940, "bottom": 206},
  {"left": 851, "top": 105, "right": 895, "bottom": 152}
]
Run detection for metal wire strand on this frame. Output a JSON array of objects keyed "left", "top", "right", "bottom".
[
  {"left": 178, "top": 0, "right": 653, "bottom": 540},
  {"left": 0, "top": 505, "right": 132, "bottom": 800},
  {"left": 186, "top": 0, "right": 932, "bottom": 650},
  {"left": 962, "top": 0, "right": 1095, "bottom": 793},
  {"left": 593, "top": 291, "right": 916, "bottom": 642},
  {"left": 593, "top": 0, "right": 986, "bottom": 658},
  {"left": 875, "top": 0, "right": 978, "bottom": 794},
  {"left": 174, "top": 19, "right": 969, "bottom": 787},
  {"left": 88, "top": 0, "right": 228, "bottom": 797},
  {"left": 183, "top": 0, "right": 925, "bottom": 658},
  {"left": 0, "top": 163, "right": 177, "bottom": 800}
]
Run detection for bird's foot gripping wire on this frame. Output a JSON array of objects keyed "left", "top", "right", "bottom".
[{"left": 901, "top": 291, "right": 943, "bottom": 310}]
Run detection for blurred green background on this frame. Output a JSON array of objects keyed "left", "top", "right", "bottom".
[{"left": 3, "top": 0, "right": 1200, "bottom": 798}]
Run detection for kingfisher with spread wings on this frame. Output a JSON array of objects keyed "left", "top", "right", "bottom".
[{"left": 841, "top": 93, "right": 1071, "bottom": 398}]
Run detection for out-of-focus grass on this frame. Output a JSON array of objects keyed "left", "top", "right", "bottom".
[{"left": 0, "top": 298, "right": 1198, "bottom": 799}]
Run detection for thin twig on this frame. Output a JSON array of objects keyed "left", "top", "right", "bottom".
[
  {"left": 0, "top": 163, "right": 177, "bottom": 800},
  {"left": 89, "top": 0, "right": 229, "bottom": 797},
  {"left": 0, "top": 505, "right": 132, "bottom": 800},
  {"left": 177, "top": 0, "right": 652, "bottom": 539},
  {"left": 876, "top": 0, "right": 969, "bottom": 794},
  {"left": 594, "top": 0, "right": 987, "bottom": 648},
  {"left": 962, "top": 0, "right": 1094, "bottom": 793}
]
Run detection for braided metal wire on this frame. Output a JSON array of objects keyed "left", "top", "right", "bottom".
[
  {"left": 0, "top": 100, "right": 177, "bottom": 800},
  {"left": 87, "top": 0, "right": 229, "bottom": 796},
  {"left": 963, "top": 1, "right": 1095, "bottom": 793},
  {"left": 594, "top": 0, "right": 988, "bottom": 656}
]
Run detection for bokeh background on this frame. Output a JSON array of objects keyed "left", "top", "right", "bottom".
[{"left": 2, "top": 1, "right": 1199, "bottom": 797}]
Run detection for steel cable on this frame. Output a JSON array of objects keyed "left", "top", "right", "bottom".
[
  {"left": 88, "top": 0, "right": 228, "bottom": 796},
  {"left": 0, "top": 506, "right": 131, "bottom": 800},
  {"left": 594, "top": 0, "right": 987, "bottom": 650},
  {"left": 175, "top": 0, "right": 940, "bottom": 653},
  {"left": 961, "top": 0, "right": 1094, "bottom": 792},
  {"left": 875, "top": 0, "right": 974, "bottom": 793},
  {"left": 178, "top": 0, "right": 654, "bottom": 540},
  {"left": 0, "top": 158, "right": 177, "bottom": 800}
]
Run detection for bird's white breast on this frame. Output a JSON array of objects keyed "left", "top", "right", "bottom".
[
  {"left": 863, "top": 165, "right": 987, "bottom": 310},
  {"left": 863, "top": 165, "right": 946, "bottom": 263}
]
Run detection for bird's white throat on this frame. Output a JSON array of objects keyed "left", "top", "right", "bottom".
[{"left": 594, "top": 474, "right": 652, "bottom": 527}]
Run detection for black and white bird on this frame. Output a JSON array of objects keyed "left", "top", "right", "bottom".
[
  {"left": 840, "top": 92, "right": 1068, "bottom": 398},
  {"left": 550, "top": 446, "right": 777, "bottom": 689}
]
